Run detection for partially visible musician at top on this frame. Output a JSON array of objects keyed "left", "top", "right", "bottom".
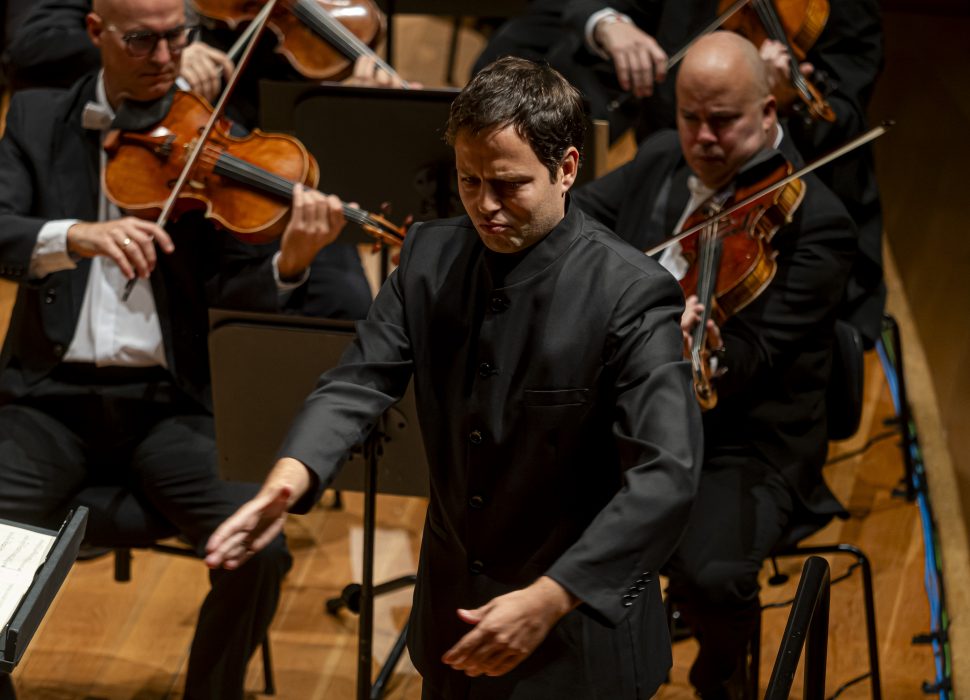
[
  {"left": 0, "top": 0, "right": 345, "bottom": 695},
  {"left": 571, "top": 31, "right": 856, "bottom": 698}
]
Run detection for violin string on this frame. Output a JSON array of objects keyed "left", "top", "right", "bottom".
[
  {"left": 293, "top": 0, "right": 405, "bottom": 84},
  {"left": 693, "top": 217, "right": 718, "bottom": 355},
  {"left": 292, "top": 0, "right": 363, "bottom": 61},
  {"left": 208, "top": 150, "right": 396, "bottom": 235},
  {"left": 753, "top": 0, "right": 813, "bottom": 102}
]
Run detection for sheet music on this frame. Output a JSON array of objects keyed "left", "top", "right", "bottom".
[{"left": 0, "top": 524, "right": 56, "bottom": 630}]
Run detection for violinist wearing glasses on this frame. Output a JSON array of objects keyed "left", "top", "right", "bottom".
[
  {"left": 571, "top": 31, "right": 856, "bottom": 698},
  {"left": 6, "top": 0, "right": 408, "bottom": 322},
  {"left": 0, "top": 0, "right": 346, "bottom": 696}
]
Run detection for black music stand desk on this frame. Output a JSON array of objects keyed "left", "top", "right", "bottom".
[{"left": 1, "top": 507, "right": 89, "bottom": 696}]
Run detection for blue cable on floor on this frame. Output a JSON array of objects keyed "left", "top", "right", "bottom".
[{"left": 876, "top": 333, "right": 951, "bottom": 700}]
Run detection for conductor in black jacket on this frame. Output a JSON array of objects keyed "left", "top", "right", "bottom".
[
  {"left": 207, "top": 56, "right": 702, "bottom": 699},
  {"left": 0, "top": 0, "right": 347, "bottom": 695},
  {"left": 572, "top": 32, "right": 856, "bottom": 698}
]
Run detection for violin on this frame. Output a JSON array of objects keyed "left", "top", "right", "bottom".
[
  {"left": 103, "top": 89, "right": 406, "bottom": 247},
  {"left": 657, "top": 122, "right": 891, "bottom": 408},
  {"left": 677, "top": 155, "right": 804, "bottom": 409},
  {"left": 192, "top": 0, "right": 407, "bottom": 85},
  {"left": 667, "top": 0, "right": 834, "bottom": 123},
  {"left": 719, "top": 0, "right": 834, "bottom": 122}
]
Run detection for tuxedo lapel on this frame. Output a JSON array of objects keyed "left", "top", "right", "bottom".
[
  {"left": 51, "top": 74, "right": 101, "bottom": 323},
  {"left": 663, "top": 164, "right": 692, "bottom": 236},
  {"left": 52, "top": 75, "right": 101, "bottom": 223}
]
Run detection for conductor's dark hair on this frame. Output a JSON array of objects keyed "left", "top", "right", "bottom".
[{"left": 445, "top": 57, "right": 586, "bottom": 182}]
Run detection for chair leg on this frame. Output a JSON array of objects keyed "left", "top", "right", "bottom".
[
  {"left": 858, "top": 548, "right": 882, "bottom": 700},
  {"left": 768, "top": 556, "right": 789, "bottom": 586},
  {"left": 113, "top": 547, "right": 132, "bottom": 582},
  {"left": 261, "top": 634, "right": 275, "bottom": 695},
  {"left": 748, "top": 609, "right": 761, "bottom": 700},
  {"left": 781, "top": 544, "right": 882, "bottom": 700}
]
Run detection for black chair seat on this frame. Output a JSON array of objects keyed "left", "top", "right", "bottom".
[{"left": 72, "top": 485, "right": 179, "bottom": 548}]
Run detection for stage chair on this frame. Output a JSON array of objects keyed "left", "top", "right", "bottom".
[
  {"left": 753, "top": 319, "right": 881, "bottom": 700},
  {"left": 69, "top": 484, "right": 276, "bottom": 695}
]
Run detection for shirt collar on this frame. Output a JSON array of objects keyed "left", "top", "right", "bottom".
[{"left": 95, "top": 71, "right": 116, "bottom": 122}]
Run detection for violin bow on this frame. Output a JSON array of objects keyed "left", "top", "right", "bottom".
[
  {"left": 123, "top": 0, "right": 279, "bottom": 300},
  {"left": 643, "top": 121, "right": 893, "bottom": 257},
  {"left": 608, "top": 0, "right": 750, "bottom": 112},
  {"left": 666, "top": 0, "right": 752, "bottom": 69}
]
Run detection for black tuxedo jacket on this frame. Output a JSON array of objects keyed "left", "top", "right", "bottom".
[
  {"left": 573, "top": 130, "right": 856, "bottom": 517},
  {"left": 0, "top": 72, "right": 281, "bottom": 410},
  {"left": 282, "top": 205, "right": 702, "bottom": 698}
]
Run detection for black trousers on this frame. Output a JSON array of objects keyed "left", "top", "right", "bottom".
[
  {"left": 0, "top": 365, "right": 292, "bottom": 699},
  {"left": 664, "top": 454, "right": 794, "bottom": 697}
]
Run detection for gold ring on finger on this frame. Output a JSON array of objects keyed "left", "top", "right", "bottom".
[{"left": 122, "top": 237, "right": 132, "bottom": 248}]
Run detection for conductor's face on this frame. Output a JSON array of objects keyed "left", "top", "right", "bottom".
[{"left": 455, "top": 126, "right": 578, "bottom": 254}]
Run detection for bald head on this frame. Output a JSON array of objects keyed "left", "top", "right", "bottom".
[
  {"left": 92, "top": 0, "right": 182, "bottom": 26},
  {"left": 679, "top": 32, "right": 771, "bottom": 102},
  {"left": 675, "top": 31, "right": 777, "bottom": 189}
]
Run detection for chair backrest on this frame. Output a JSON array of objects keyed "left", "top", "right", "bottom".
[
  {"left": 826, "top": 320, "right": 865, "bottom": 441},
  {"left": 208, "top": 310, "right": 430, "bottom": 497}
]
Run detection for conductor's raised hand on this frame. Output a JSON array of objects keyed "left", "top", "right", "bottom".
[
  {"left": 441, "top": 576, "right": 579, "bottom": 678},
  {"left": 277, "top": 184, "right": 346, "bottom": 281},
  {"left": 593, "top": 19, "right": 668, "bottom": 97},
  {"left": 204, "top": 484, "right": 290, "bottom": 570},
  {"left": 205, "top": 457, "right": 312, "bottom": 570},
  {"left": 67, "top": 217, "right": 174, "bottom": 280}
]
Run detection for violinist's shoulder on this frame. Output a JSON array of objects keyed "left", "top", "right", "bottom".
[{"left": 4, "top": 71, "right": 98, "bottom": 134}]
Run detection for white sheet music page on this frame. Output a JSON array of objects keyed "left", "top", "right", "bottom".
[{"left": 0, "top": 523, "right": 56, "bottom": 630}]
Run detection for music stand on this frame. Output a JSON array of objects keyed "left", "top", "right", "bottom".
[
  {"left": 260, "top": 82, "right": 463, "bottom": 236},
  {"left": 208, "top": 310, "right": 428, "bottom": 700},
  {"left": 1, "top": 507, "right": 89, "bottom": 691}
]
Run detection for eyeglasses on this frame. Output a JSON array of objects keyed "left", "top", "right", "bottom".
[{"left": 105, "top": 23, "right": 198, "bottom": 58}]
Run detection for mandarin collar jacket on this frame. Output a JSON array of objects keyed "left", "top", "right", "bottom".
[{"left": 282, "top": 203, "right": 702, "bottom": 698}]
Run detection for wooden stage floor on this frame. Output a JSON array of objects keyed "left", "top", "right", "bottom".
[{"left": 7, "top": 348, "right": 940, "bottom": 698}]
